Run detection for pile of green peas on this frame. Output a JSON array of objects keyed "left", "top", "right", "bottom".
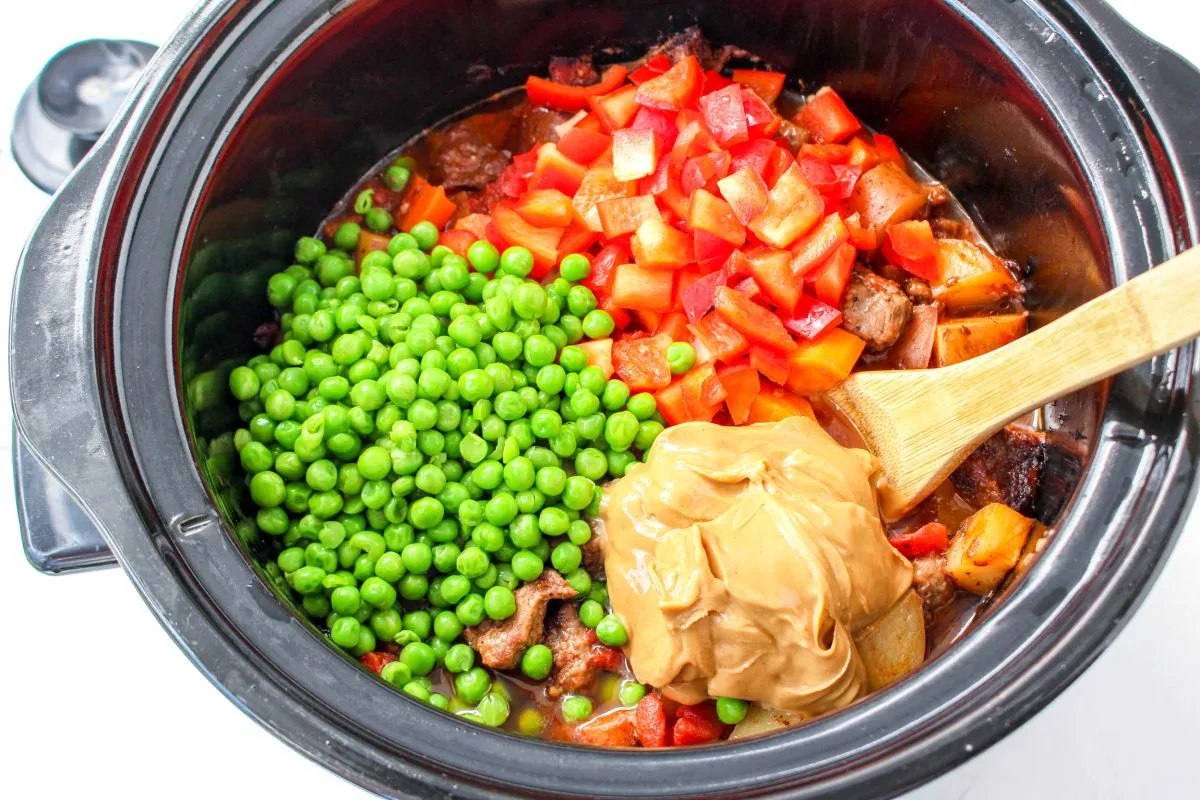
[{"left": 224, "top": 200, "right": 664, "bottom": 729}]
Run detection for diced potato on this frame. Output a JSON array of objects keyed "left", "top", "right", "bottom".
[
  {"left": 854, "top": 590, "right": 926, "bottom": 691},
  {"left": 931, "top": 239, "right": 1019, "bottom": 308},
  {"left": 945, "top": 503, "right": 1034, "bottom": 594},
  {"left": 934, "top": 312, "right": 1027, "bottom": 367},
  {"left": 728, "top": 704, "right": 807, "bottom": 740},
  {"left": 849, "top": 161, "right": 927, "bottom": 229}
]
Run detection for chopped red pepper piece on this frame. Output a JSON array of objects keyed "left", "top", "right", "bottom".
[
  {"left": 698, "top": 84, "right": 749, "bottom": 147},
  {"left": 732, "top": 69, "right": 786, "bottom": 104},
  {"left": 740, "top": 88, "right": 781, "bottom": 137},
  {"left": 654, "top": 380, "right": 690, "bottom": 426},
  {"left": 631, "top": 218, "right": 694, "bottom": 269},
  {"left": 728, "top": 138, "right": 777, "bottom": 179},
  {"left": 748, "top": 162, "right": 823, "bottom": 248},
  {"left": 749, "top": 344, "right": 790, "bottom": 385},
  {"left": 491, "top": 204, "right": 564, "bottom": 268},
  {"left": 689, "top": 189, "right": 746, "bottom": 247},
  {"left": 587, "top": 84, "right": 640, "bottom": 132},
  {"left": 630, "top": 106, "right": 678, "bottom": 151},
  {"left": 359, "top": 651, "right": 396, "bottom": 675},
  {"left": 790, "top": 213, "right": 849, "bottom": 277},
  {"left": 672, "top": 703, "right": 726, "bottom": 746},
  {"left": 783, "top": 294, "right": 844, "bottom": 340},
  {"left": 793, "top": 86, "right": 861, "bottom": 144},
  {"left": 882, "top": 219, "right": 939, "bottom": 281},
  {"left": 634, "top": 55, "right": 702, "bottom": 111},
  {"left": 629, "top": 54, "right": 671, "bottom": 85},
  {"left": 578, "top": 338, "right": 615, "bottom": 378},
  {"left": 889, "top": 522, "right": 950, "bottom": 559},
  {"left": 716, "top": 167, "right": 769, "bottom": 227},
  {"left": 689, "top": 310, "right": 750, "bottom": 362},
  {"left": 717, "top": 362, "right": 761, "bottom": 424},
  {"left": 680, "top": 362, "right": 727, "bottom": 421},
  {"left": 514, "top": 188, "right": 575, "bottom": 228},
  {"left": 583, "top": 242, "right": 628, "bottom": 298},
  {"left": 807, "top": 241, "right": 857, "bottom": 307},
  {"left": 597, "top": 195, "right": 661, "bottom": 239},
  {"left": 530, "top": 143, "right": 588, "bottom": 195},
  {"left": 713, "top": 285, "right": 796, "bottom": 351},
  {"left": 612, "top": 128, "right": 660, "bottom": 182},
  {"left": 556, "top": 126, "right": 612, "bottom": 165},
  {"left": 610, "top": 262, "right": 675, "bottom": 312},
  {"left": 436, "top": 229, "right": 476, "bottom": 258},
  {"left": 655, "top": 311, "right": 691, "bottom": 342},
  {"left": 525, "top": 64, "right": 629, "bottom": 112},
  {"left": 612, "top": 333, "right": 673, "bottom": 391},
  {"left": 679, "top": 268, "right": 728, "bottom": 322},
  {"left": 744, "top": 247, "right": 800, "bottom": 314},
  {"left": 681, "top": 150, "right": 732, "bottom": 196}
]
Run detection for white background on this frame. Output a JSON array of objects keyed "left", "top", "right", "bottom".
[{"left": 1, "top": 1, "right": 1196, "bottom": 797}]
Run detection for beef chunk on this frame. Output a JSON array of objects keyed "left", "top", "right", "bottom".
[
  {"left": 911, "top": 553, "right": 956, "bottom": 620},
  {"left": 930, "top": 216, "right": 970, "bottom": 239},
  {"left": 580, "top": 532, "right": 604, "bottom": 576},
  {"left": 548, "top": 55, "right": 599, "bottom": 87},
  {"left": 426, "top": 111, "right": 515, "bottom": 191},
  {"left": 841, "top": 270, "right": 913, "bottom": 351},
  {"left": 464, "top": 571, "right": 576, "bottom": 669},
  {"left": 544, "top": 603, "right": 599, "bottom": 698},
  {"left": 952, "top": 425, "right": 1045, "bottom": 516},
  {"left": 1035, "top": 433, "right": 1084, "bottom": 524},
  {"left": 514, "top": 104, "right": 572, "bottom": 153},
  {"left": 904, "top": 277, "right": 933, "bottom": 304}
]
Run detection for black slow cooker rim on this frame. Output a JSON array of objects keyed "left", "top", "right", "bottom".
[{"left": 73, "top": 0, "right": 1200, "bottom": 797}]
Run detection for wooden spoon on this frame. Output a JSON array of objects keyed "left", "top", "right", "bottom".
[{"left": 825, "top": 246, "right": 1200, "bottom": 521}]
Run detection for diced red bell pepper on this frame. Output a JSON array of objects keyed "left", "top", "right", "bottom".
[
  {"left": 672, "top": 703, "right": 726, "bottom": 746},
  {"left": 844, "top": 212, "right": 880, "bottom": 250},
  {"left": 630, "top": 54, "right": 671, "bottom": 85},
  {"left": 587, "top": 84, "right": 640, "bottom": 132},
  {"left": 801, "top": 142, "right": 852, "bottom": 163},
  {"left": 713, "top": 285, "right": 795, "bottom": 351},
  {"left": 484, "top": 220, "right": 506, "bottom": 250},
  {"left": 359, "top": 651, "right": 396, "bottom": 675},
  {"left": 847, "top": 135, "right": 879, "bottom": 170},
  {"left": 612, "top": 333, "right": 673, "bottom": 391},
  {"left": 693, "top": 229, "right": 735, "bottom": 272},
  {"left": 525, "top": 64, "right": 629, "bottom": 112},
  {"left": 583, "top": 242, "right": 628, "bottom": 297},
  {"left": 744, "top": 247, "right": 800, "bottom": 314},
  {"left": 800, "top": 156, "right": 862, "bottom": 201},
  {"left": 558, "top": 219, "right": 599, "bottom": 257},
  {"left": 882, "top": 219, "right": 939, "bottom": 281},
  {"left": 732, "top": 69, "right": 786, "bottom": 104},
  {"left": 740, "top": 88, "right": 780, "bottom": 137},
  {"left": 600, "top": 295, "right": 632, "bottom": 331},
  {"left": 635, "top": 55, "right": 702, "bottom": 111},
  {"left": 654, "top": 381, "right": 690, "bottom": 427},
  {"left": 612, "top": 128, "right": 660, "bottom": 182},
  {"left": 530, "top": 144, "right": 588, "bottom": 195},
  {"left": 631, "top": 218, "right": 693, "bottom": 269},
  {"left": 577, "top": 338, "right": 615, "bottom": 378},
  {"left": 763, "top": 146, "right": 797, "bottom": 188},
  {"left": 681, "top": 150, "right": 732, "bottom": 196},
  {"left": 573, "top": 165, "right": 636, "bottom": 232},
  {"left": 689, "top": 189, "right": 746, "bottom": 247},
  {"left": 671, "top": 112, "right": 722, "bottom": 161},
  {"left": 656, "top": 311, "right": 691, "bottom": 342},
  {"left": 749, "top": 344, "right": 790, "bottom": 385},
  {"left": 631, "top": 310, "right": 662, "bottom": 331},
  {"left": 701, "top": 69, "right": 735, "bottom": 94},
  {"left": 732, "top": 276, "right": 762, "bottom": 301},
  {"left": 680, "top": 362, "right": 727, "bottom": 421},
  {"left": 453, "top": 213, "right": 492, "bottom": 241},
  {"left": 728, "top": 138, "right": 777, "bottom": 180},
  {"left": 630, "top": 106, "right": 678, "bottom": 151},
  {"left": 888, "top": 522, "right": 950, "bottom": 559},
  {"left": 437, "top": 228, "right": 476, "bottom": 258},
  {"left": 491, "top": 204, "right": 564, "bottom": 269},
  {"left": 511, "top": 149, "right": 539, "bottom": 180},
  {"left": 873, "top": 133, "right": 905, "bottom": 166},
  {"left": 679, "top": 268, "right": 728, "bottom": 322},
  {"left": 793, "top": 86, "right": 861, "bottom": 144},
  {"left": 790, "top": 213, "right": 849, "bottom": 277},
  {"left": 748, "top": 163, "right": 823, "bottom": 248},
  {"left": 717, "top": 363, "right": 760, "bottom": 424},
  {"left": 783, "top": 294, "right": 843, "bottom": 339},
  {"left": 610, "top": 263, "right": 675, "bottom": 312},
  {"left": 514, "top": 188, "right": 575, "bottom": 228},
  {"left": 807, "top": 241, "right": 857, "bottom": 307},
  {"left": 556, "top": 126, "right": 612, "bottom": 165},
  {"left": 689, "top": 310, "right": 750, "bottom": 362},
  {"left": 597, "top": 195, "right": 661, "bottom": 239},
  {"left": 698, "top": 84, "right": 749, "bottom": 147},
  {"left": 716, "top": 167, "right": 769, "bottom": 226},
  {"left": 589, "top": 644, "right": 625, "bottom": 672}
]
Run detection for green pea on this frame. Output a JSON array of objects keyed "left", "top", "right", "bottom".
[
  {"left": 467, "top": 240, "right": 500, "bottom": 273},
  {"left": 716, "top": 697, "right": 749, "bottom": 725},
  {"left": 409, "top": 221, "right": 439, "bottom": 251},
  {"left": 483, "top": 585, "right": 517, "bottom": 620},
  {"left": 443, "top": 642, "right": 474, "bottom": 673},
  {"left": 561, "top": 695, "right": 593, "bottom": 722},
  {"left": 551, "top": 541, "right": 583, "bottom": 574},
  {"left": 456, "top": 593, "right": 486, "bottom": 626},
  {"left": 521, "top": 643, "right": 554, "bottom": 680},
  {"left": 619, "top": 682, "right": 647, "bottom": 707},
  {"left": 559, "top": 253, "right": 590, "bottom": 283},
  {"left": 595, "top": 614, "right": 628, "bottom": 646},
  {"left": 400, "top": 642, "right": 437, "bottom": 676},
  {"left": 380, "top": 661, "right": 413, "bottom": 688},
  {"left": 455, "top": 667, "right": 491, "bottom": 704},
  {"left": 523, "top": 334, "right": 557, "bottom": 367}
]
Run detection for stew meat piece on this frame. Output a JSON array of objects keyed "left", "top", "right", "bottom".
[
  {"left": 840, "top": 270, "right": 913, "bottom": 351},
  {"left": 911, "top": 553, "right": 956, "bottom": 620},
  {"left": 580, "top": 533, "right": 605, "bottom": 576},
  {"left": 514, "top": 104, "right": 573, "bottom": 154},
  {"left": 952, "top": 425, "right": 1045, "bottom": 516},
  {"left": 544, "top": 603, "right": 599, "bottom": 698},
  {"left": 425, "top": 111, "right": 515, "bottom": 190},
  {"left": 464, "top": 570, "right": 577, "bottom": 668},
  {"left": 548, "top": 55, "right": 600, "bottom": 87}
]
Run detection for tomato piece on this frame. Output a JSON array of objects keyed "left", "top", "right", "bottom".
[
  {"left": 784, "top": 326, "right": 866, "bottom": 395},
  {"left": 717, "top": 363, "right": 760, "bottom": 424},
  {"left": 453, "top": 213, "right": 492, "bottom": 241},
  {"left": 525, "top": 64, "right": 629, "bottom": 112},
  {"left": 713, "top": 285, "right": 795, "bottom": 351},
  {"left": 514, "top": 188, "right": 575, "bottom": 228},
  {"left": 744, "top": 247, "right": 800, "bottom": 314},
  {"left": 359, "top": 651, "right": 396, "bottom": 675},
  {"left": 888, "top": 522, "right": 950, "bottom": 559},
  {"left": 629, "top": 54, "right": 671, "bottom": 85},
  {"left": 680, "top": 362, "right": 726, "bottom": 421},
  {"left": 790, "top": 213, "right": 849, "bottom": 277},
  {"left": 716, "top": 167, "right": 769, "bottom": 226},
  {"left": 573, "top": 165, "right": 636, "bottom": 232},
  {"left": 655, "top": 311, "right": 691, "bottom": 342},
  {"left": 807, "top": 241, "right": 857, "bottom": 307},
  {"left": 793, "top": 86, "right": 861, "bottom": 143},
  {"left": 584, "top": 242, "right": 629, "bottom": 297},
  {"left": 747, "top": 163, "right": 823, "bottom": 248},
  {"left": 612, "top": 333, "right": 673, "bottom": 391},
  {"left": 587, "top": 84, "right": 640, "bottom": 132},
  {"left": 688, "top": 189, "right": 746, "bottom": 247},
  {"left": 577, "top": 338, "right": 615, "bottom": 378},
  {"left": 597, "top": 195, "right": 661, "bottom": 239},
  {"left": 635, "top": 55, "right": 702, "bottom": 111},
  {"left": 728, "top": 138, "right": 777, "bottom": 179},
  {"left": 654, "top": 381, "right": 690, "bottom": 427},
  {"left": 689, "top": 310, "right": 750, "bottom": 362},
  {"left": 491, "top": 204, "right": 564, "bottom": 268},
  {"left": 631, "top": 218, "right": 694, "bottom": 269},
  {"left": 612, "top": 128, "right": 660, "bottom": 182},
  {"left": 747, "top": 391, "right": 816, "bottom": 423},
  {"left": 436, "top": 229, "right": 476, "bottom": 258},
  {"left": 556, "top": 126, "right": 612, "bottom": 165},
  {"left": 782, "top": 294, "right": 843, "bottom": 339},
  {"left": 740, "top": 88, "right": 780, "bottom": 137},
  {"left": 698, "top": 84, "right": 749, "bottom": 147},
  {"left": 530, "top": 143, "right": 588, "bottom": 195},
  {"left": 732, "top": 69, "right": 786, "bottom": 104},
  {"left": 882, "top": 219, "right": 939, "bottom": 280},
  {"left": 630, "top": 106, "right": 678, "bottom": 151},
  {"left": 672, "top": 703, "right": 726, "bottom": 746},
  {"left": 610, "top": 263, "right": 675, "bottom": 312}
]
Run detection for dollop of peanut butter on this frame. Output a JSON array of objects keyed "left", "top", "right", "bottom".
[{"left": 599, "top": 417, "right": 913, "bottom": 713}]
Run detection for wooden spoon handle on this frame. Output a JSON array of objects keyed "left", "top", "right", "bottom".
[{"left": 952, "top": 246, "right": 1200, "bottom": 428}]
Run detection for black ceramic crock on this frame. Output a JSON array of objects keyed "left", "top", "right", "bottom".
[{"left": 10, "top": 1, "right": 1200, "bottom": 797}]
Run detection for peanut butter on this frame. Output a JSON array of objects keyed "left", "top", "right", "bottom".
[{"left": 599, "top": 416, "right": 913, "bottom": 713}]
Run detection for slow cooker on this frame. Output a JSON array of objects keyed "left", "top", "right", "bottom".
[{"left": 11, "top": 0, "right": 1200, "bottom": 797}]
